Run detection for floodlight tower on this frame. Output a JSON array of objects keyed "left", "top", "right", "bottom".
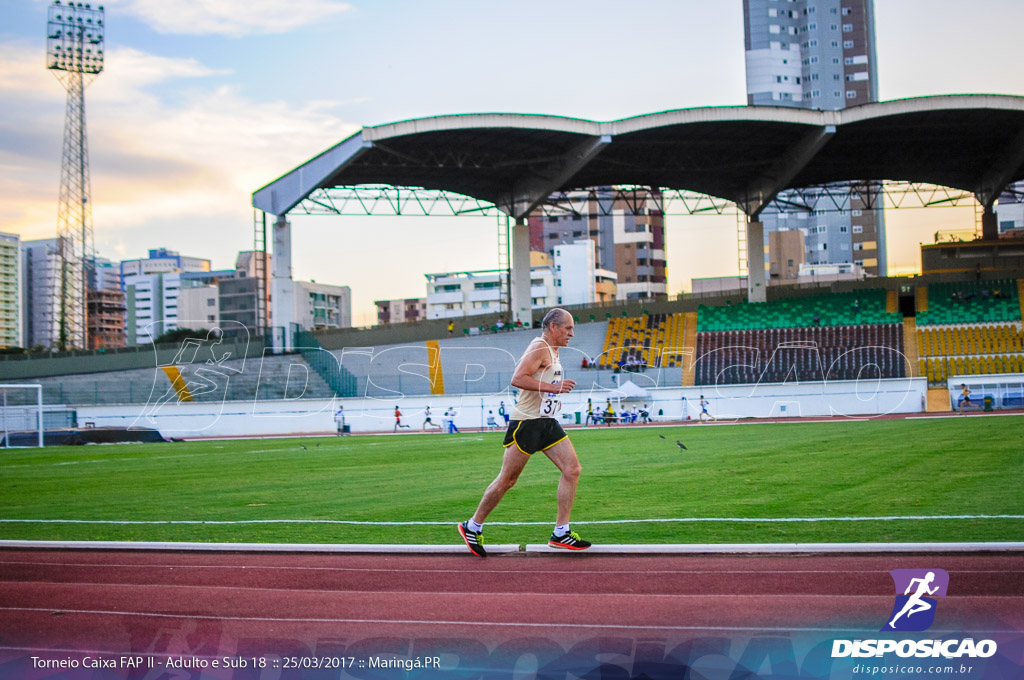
[{"left": 46, "top": 1, "right": 104, "bottom": 350}]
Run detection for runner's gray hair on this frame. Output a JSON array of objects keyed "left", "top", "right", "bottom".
[{"left": 541, "top": 308, "right": 570, "bottom": 329}]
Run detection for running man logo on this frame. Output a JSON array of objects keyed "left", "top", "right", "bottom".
[{"left": 881, "top": 568, "right": 949, "bottom": 632}]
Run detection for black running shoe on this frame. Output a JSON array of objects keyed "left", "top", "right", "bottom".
[
  {"left": 549, "top": 530, "right": 592, "bottom": 551},
  {"left": 458, "top": 521, "right": 486, "bottom": 557}
]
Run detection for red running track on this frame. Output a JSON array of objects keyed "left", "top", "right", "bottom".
[{"left": 0, "top": 550, "right": 1022, "bottom": 674}]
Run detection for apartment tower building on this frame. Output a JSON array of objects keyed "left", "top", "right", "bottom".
[
  {"left": 527, "top": 188, "right": 667, "bottom": 301},
  {"left": 744, "top": 0, "right": 886, "bottom": 276},
  {"left": 0, "top": 233, "right": 21, "bottom": 348}
]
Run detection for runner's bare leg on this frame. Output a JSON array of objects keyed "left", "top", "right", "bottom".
[
  {"left": 543, "top": 438, "right": 582, "bottom": 526},
  {"left": 471, "top": 445, "right": 531, "bottom": 524}
]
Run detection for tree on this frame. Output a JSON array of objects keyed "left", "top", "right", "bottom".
[{"left": 153, "top": 328, "right": 209, "bottom": 345}]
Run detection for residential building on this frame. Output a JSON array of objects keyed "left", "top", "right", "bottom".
[
  {"left": 528, "top": 188, "right": 667, "bottom": 300},
  {"left": 120, "top": 247, "right": 234, "bottom": 345},
  {"left": 768, "top": 229, "right": 806, "bottom": 281},
  {"left": 124, "top": 273, "right": 176, "bottom": 345},
  {"left": 0, "top": 233, "right": 21, "bottom": 348},
  {"left": 425, "top": 267, "right": 557, "bottom": 320},
  {"left": 88, "top": 256, "right": 121, "bottom": 292},
  {"left": 21, "top": 238, "right": 80, "bottom": 349},
  {"left": 235, "top": 250, "right": 271, "bottom": 279},
  {"left": 552, "top": 241, "right": 595, "bottom": 307},
  {"left": 744, "top": 0, "right": 886, "bottom": 276},
  {"left": 177, "top": 284, "right": 220, "bottom": 332},
  {"left": 295, "top": 281, "right": 351, "bottom": 330},
  {"left": 87, "top": 289, "right": 126, "bottom": 349},
  {"left": 995, "top": 188, "right": 1024, "bottom": 237},
  {"left": 375, "top": 298, "right": 427, "bottom": 325},
  {"left": 85, "top": 256, "right": 125, "bottom": 349},
  {"left": 218, "top": 277, "right": 258, "bottom": 337},
  {"left": 120, "top": 248, "right": 210, "bottom": 279},
  {"left": 551, "top": 240, "right": 619, "bottom": 306}
]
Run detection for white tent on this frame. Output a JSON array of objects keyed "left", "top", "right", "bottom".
[{"left": 608, "top": 379, "right": 650, "bottom": 400}]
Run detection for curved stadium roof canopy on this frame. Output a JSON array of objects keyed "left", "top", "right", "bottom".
[{"left": 254, "top": 95, "right": 1024, "bottom": 220}]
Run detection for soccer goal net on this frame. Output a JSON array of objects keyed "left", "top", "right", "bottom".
[{"left": 0, "top": 384, "right": 44, "bottom": 448}]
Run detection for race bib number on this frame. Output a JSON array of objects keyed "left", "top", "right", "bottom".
[{"left": 541, "top": 381, "right": 562, "bottom": 416}]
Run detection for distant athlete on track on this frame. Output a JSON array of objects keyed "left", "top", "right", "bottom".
[
  {"left": 422, "top": 405, "right": 441, "bottom": 431},
  {"left": 958, "top": 384, "right": 973, "bottom": 415},
  {"left": 459, "top": 308, "right": 591, "bottom": 557},
  {"left": 699, "top": 395, "right": 717, "bottom": 423},
  {"left": 394, "top": 406, "right": 411, "bottom": 432}
]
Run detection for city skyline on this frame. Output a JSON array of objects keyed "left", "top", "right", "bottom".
[{"left": 3, "top": 1, "right": 1024, "bottom": 326}]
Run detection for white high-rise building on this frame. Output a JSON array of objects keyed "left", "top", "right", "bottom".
[
  {"left": 551, "top": 240, "right": 618, "bottom": 306},
  {"left": 744, "top": 0, "right": 886, "bottom": 276},
  {"left": 121, "top": 249, "right": 217, "bottom": 344},
  {"left": 553, "top": 241, "right": 596, "bottom": 307},
  {"left": 124, "top": 272, "right": 179, "bottom": 345},
  {"left": 995, "top": 189, "right": 1024, "bottom": 236},
  {"left": 425, "top": 267, "right": 558, "bottom": 321},
  {"left": 21, "top": 238, "right": 83, "bottom": 349}
]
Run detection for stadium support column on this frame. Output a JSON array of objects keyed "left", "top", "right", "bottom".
[
  {"left": 746, "top": 218, "right": 767, "bottom": 303},
  {"left": 981, "top": 205, "right": 999, "bottom": 241},
  {"left": 510, "top": 217, "right": 532, "bottom": 327},
  {"left": 271, "top": 215, "right": 296, "bottom": 352}
]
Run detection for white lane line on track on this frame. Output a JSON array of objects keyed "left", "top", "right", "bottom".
[
  {"left": 0, "top": 561, "right": 1021, "bottom": 576},
  {"left": 3, "top": 581, "right": 1020, "bottom": 599},
  {"left": 2, "top": 514, "right": 1022, "bottom": 525},
  {"left": 0, "top": 608, "right": 1015, "bottom": 635}
]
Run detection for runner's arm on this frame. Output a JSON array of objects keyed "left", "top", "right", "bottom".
[{"left": 510, "top": 344, "right": 575, "bottom": 394}]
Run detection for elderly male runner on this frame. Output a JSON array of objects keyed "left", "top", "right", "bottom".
[{"left": 459, "top": 308, "right": 591, "bottom": 557}]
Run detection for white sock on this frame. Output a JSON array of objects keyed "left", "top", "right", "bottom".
[
  {"left": 554, "top": 523, "right": 570, "bottom": 537},
  {"left": 467, "top": 519, "right": 483, "bottom": 533}
]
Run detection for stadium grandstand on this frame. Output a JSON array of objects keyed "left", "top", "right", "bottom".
[
  {"left": 2, "top": 271, "right": 1022, "bottom": 437},
  {"left": 3, "top": 97, "right": 1024, "bottom": 438}
]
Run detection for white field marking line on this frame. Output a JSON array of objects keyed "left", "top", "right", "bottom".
[
  {"left": 4, "top": 455, "right": 206, "bottom": 469},
  {"left": 1, "top": 608, "right": 1016, "bottom": 635},
  {"left": 1, "top": 561, "right": 1020, "bottom": 577},
  {"left": 908, "top": 412, "right": 1024, "bottom": 420},
  {"left": 2, "top": 514, "right": 1022, "bottom": 525}
]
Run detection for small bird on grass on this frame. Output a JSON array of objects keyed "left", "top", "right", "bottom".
[
  {"left": 676, "top": 440, "right": 687, "bottom": 451},
  {"left": 316, "top": 442, "right": 321, "bottom": 448},
  {"left": 659, "top": 434, "right": 666, "bottom": 439},
  {"left": 300, "top": 445, "right": 307, "bottom": 451}
]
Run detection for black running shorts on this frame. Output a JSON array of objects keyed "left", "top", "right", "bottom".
[{"left": 503, "top": 418, "right": 568, "bottom": 455}]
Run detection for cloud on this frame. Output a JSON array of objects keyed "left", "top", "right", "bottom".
[
  {"left": 105, "top": 0, "right": 354, "bottom": 37},
  {"left": 0, "top": 40, "right": 360, "bottom": 261}
]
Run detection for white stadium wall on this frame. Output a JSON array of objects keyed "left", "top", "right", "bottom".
[{"left": 76, "top": 377, "right": 929, "bottom": 439}]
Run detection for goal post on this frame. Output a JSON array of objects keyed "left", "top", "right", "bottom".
[{"left": 0, "top": 384, "right": 44, "bottom": 448}]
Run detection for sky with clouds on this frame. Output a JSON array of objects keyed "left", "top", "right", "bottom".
[{"left": 3, "top": 0, "right": 1024, "bottom": 326}]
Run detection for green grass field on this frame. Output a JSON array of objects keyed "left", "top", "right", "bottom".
[{"left": 1, "top": 416, "right": 1022, "bottom": 546}]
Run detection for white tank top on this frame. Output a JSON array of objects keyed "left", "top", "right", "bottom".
[{"left": 512, "top": 342, "right": 563, "bottom": 420}]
